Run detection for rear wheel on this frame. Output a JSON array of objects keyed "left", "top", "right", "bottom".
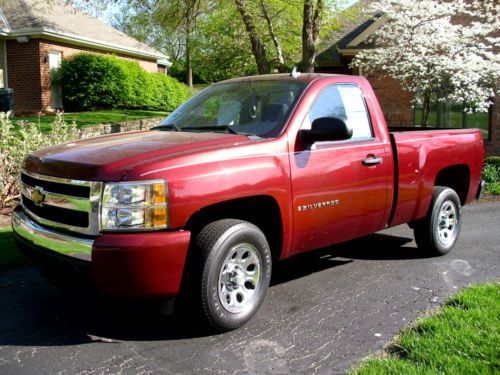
[
  {"left": 196, "top": 219, "right": 272, "bottom": 331},
  {"left": 414, "top": 186, "right": 462, "bottom": 256}
]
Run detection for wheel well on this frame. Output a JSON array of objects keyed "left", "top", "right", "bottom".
[
  {"left": 434, "top": 164, "right": 470, "bottom": 205},
  {"left": 185, "top": 196, "right": 284, "bottom": 261}
]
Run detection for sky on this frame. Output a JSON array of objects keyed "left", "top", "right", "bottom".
[{"left": 71, "top": 0, "right": 117, "bottom": 24}]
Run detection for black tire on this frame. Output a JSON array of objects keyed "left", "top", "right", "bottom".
[
  {"left": 196, "top": 219, "right": 272, "bottom": 332},
  {"left": 414, "top": 186, "right": 462, "bottom": 256}
]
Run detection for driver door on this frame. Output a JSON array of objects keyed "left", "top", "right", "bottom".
[{"left": 290, "top": 84, "right": 388, "bottom": 255}]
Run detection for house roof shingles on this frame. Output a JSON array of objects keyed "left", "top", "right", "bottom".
[
  {"left": 317, "top": 0, "right": 380, "bottom": 66},
  {"left": 1, "top": 0, "right": 166, "bottom": 60}
]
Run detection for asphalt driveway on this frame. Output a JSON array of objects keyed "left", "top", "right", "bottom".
[{"left": 0, "top": 202, "right": 498, "bottom": 375}]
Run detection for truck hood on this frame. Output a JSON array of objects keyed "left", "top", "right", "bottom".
[{"left": 24, "top": 131, "right": 253, "bottom": 181}]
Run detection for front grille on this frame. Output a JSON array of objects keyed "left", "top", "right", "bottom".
[
  {"left": 22, "top": 196, "right": 89, "bottom": 227},
  {"left": 20, "top": 171, "right": 102, "bottom": 235},
  {"left": 21, "top": 173, "right": 90, "bottom": 198}
]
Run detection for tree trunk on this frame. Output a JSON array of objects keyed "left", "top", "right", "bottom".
[
  {"left": 234, "top": 0, "right": 270, "bottom": 74},
  {"left": 436, "top": 96, "right": 442, "bottom": 127},
  {"left": 444, "top": 102, "right": 450, "bottom": 127},
  {"left": 461, "top": 102, "right": 468, "bottom": 129},
  {"left": 259, "top": 0, "right": 285, "bottom": 72},
  {"left": 302, "top": 0, "right": 315, "bottom": 72},
  {"left": 302, "top": 0, "right": 323, "bottom": 73},
  {"left": 185, "top": 17, "right": 193, "bottom": 88},
  {"left": 421, "top": 92, "right": 431, "bottom": 127}
]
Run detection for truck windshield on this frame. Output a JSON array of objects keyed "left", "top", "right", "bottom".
[{"left": 157, "top": 80, "right": 307, "bottom": 138}]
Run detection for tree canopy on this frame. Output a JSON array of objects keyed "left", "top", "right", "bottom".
[
  {"left": 351, "top": 0, "right": 500, "bottom": 125},
  {"left": 112, "top": 0, "right": 357, "bottom": 83}
]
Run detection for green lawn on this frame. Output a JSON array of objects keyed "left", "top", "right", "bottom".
[
  {"left": 350, "top": 282, "right": 500, "bottom": 374},
  {"left": 12, "top": 109, "right": 169, "bottom": 132},
  {"left": 414, "top": 108, "right": 489, "bottom": 140},
  {"left": 193, "top": 83, "right": 211, "bottom": 92},
  {"left": 0, "top": 227, "right": 26, "bottom": 274}
]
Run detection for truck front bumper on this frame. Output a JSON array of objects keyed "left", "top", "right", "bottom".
[{"left": 12, "top": 207, "right": 191, "bottom": 297}]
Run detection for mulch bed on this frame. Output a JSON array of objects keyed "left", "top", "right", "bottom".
[{"left": 471, "top": 193, "right": 500, "bottom": 204}]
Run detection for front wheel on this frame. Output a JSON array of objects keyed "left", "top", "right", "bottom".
[
  {"left": 196, "top": 219, "right": 272, "bottom": 331},
  {"left": 414, "top": 186, "right": 462, "bottom": 256}
]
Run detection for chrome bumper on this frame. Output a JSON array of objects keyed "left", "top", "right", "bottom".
[{"left": 12, "top": 208, "right": 93, "bottom": 261}]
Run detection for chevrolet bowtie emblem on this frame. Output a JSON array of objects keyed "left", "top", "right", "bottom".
[{"left": 32, "top": 187, "right": 45, "bottom": 206}]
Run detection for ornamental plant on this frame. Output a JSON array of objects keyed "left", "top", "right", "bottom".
[
  {"left": 59, "top": 54, "right": 191, "bottom": 112},
  {"left": 351, "top": 0, "right": 500, "bottom": 126},
  {"left": 0, "top": 113, "right": 77, "bottom": 212},
  {"left": 483, "top": 156, "right": 500, "bottom": 195}
]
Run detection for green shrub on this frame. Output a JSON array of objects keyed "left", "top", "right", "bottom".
[
  {"left": 488, "top": 183, "right": 500, "bottom": 195},
  {"left": 484, "top": 156, "right": 500, "bottom": 169},
  {"left": 483, "top": 157, "right": 500, "bottom": 184},
  {"left": 59, "top": 54, "right": 191, "bottom": 112},
  {"left": 483, "top": 164, "right": 499, "bottom": 184},
  {"left": 0, "top": 113, "right": 77, "bottom": 211},
  {"left": 483, "top": 156, "right": 500, "bottom": 195},
  {"left": 58, "top": 54, "right": 126, "bottom": 111}
]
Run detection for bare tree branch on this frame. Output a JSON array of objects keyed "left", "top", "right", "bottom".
[
  {"left": 258, "top": 0, "right": 285, "bottom": 70},
  {"left": 234, "top": 0, "right": 270, "bottom": 74}
]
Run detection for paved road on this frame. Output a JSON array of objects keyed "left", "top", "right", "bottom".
[{"left": 0, "top": 202, "right": 498, "bottom": 375}]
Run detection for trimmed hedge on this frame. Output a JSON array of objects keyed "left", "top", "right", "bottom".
[{"left": 59, "top": 54, "right": 191, "bottom": 112}]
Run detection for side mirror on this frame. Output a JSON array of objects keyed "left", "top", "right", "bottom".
[{"left": 299, "top": 117, "right": 352, "bottom": 146}]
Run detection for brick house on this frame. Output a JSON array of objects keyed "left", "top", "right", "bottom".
[
  {"left": 0, "top": 0, "right": 170, "bottom": 114},
  {"left": 316, "top": 2, "right": 499, "bottom": 156}
]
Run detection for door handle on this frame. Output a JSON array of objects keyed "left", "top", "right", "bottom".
[{"left": 362, "top": 156, "right": 383, "bottom": 166}]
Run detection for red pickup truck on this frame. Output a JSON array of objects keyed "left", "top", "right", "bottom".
[{"left": 12, "top": 73, "right": 484, "bottom": 331}]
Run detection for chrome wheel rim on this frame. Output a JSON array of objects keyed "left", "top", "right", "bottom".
[
  {"left": 218, "top": 243, "right": 262, "bottom": 314},
  {"left": 437, "top": 201, "right": 458, "bottom": 247}
]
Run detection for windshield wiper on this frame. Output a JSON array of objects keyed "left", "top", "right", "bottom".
[
  {"left": 182, "top": 125, "right": 239, "bottom": 135},
  {"left": 151, "top": 123, "right": 180, "bottom": 131}
]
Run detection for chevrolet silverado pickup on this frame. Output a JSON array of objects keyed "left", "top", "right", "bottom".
[{"left": 12, "top": 73, "right": 484, "bottom": 331}]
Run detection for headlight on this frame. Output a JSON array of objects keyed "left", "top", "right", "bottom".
[{"left": 101, "top": 180, "right": 168, "bottom": 230}]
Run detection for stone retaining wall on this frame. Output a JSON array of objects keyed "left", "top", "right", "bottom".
[{"left": 78, "top": 117, "right": 164, "bottom": 139}]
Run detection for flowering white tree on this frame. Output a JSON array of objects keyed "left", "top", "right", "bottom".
[{"left": 351, "top": 0, "right": 500, "bottom": 126}]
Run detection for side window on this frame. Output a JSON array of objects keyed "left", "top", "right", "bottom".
[{"left": 305, "top": 84, "right": 373, "bottom": 140}]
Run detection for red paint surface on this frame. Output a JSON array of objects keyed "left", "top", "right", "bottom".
[
  {"left": 92, "top": 231, "right": 190, "bottom": 297},
  {"left": 390, "top": 129, "right": 483, "bottom": 226}
]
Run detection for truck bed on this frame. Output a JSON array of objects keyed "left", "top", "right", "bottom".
[{"left": 388, "top": 128, "right": 484, "bottom": 227}]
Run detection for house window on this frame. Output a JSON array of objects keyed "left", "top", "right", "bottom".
[
  {"left": 48, "top": 51, "right": 63, "bottom": 109},
  {"left": 414, "top": 94, "right": 491, "bottom": 140}
]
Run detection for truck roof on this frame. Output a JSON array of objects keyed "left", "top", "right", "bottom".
[{"left": 218, "top": 73, "right": 352, "bottom": 85}]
